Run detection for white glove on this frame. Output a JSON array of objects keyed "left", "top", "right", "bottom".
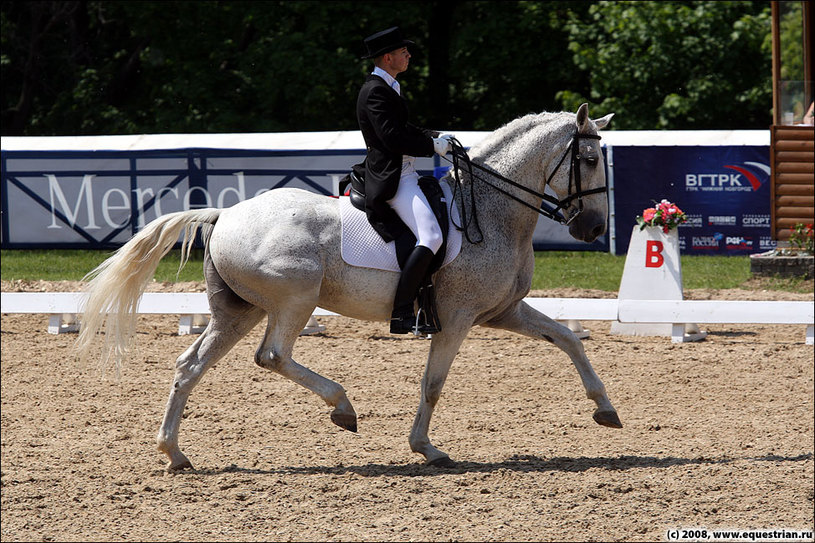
[{"left": 433, "top": 137, "right": 451, "bottom": 156}]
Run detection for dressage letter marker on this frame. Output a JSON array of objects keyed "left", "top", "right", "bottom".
[
  {"left": 610, "top": 226, "right": 705, "bottom": 341},
  {"left": 645, "top": 240, "right": 664, "bottom": 268}
]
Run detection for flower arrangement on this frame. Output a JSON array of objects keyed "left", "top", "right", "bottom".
[
  {"left": 787, "top": 222, "right": 814, "bottom": 255},
  {"left": 636, "top": 199, "right": 687, "bottom": 233}
]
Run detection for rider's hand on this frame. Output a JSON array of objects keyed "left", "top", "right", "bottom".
[{"left": 433, "top": 137, "right": 451, "bottom": 156}]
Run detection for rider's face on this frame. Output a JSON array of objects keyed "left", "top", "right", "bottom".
[{"left": 384, "top": 47, "right": 410, "bottom": 75}]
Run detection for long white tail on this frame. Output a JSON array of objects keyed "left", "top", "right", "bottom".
[{"left": 75, "top": 208, "right": 222, "bottom": 372}]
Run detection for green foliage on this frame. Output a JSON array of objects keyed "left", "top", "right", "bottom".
[
  {"left": 777, "top": 1, "right": 808, "bottom": 121},
  {"left": 442, "top": 1, "right": 591, "bottom": 130},
  {"left": 2, "top": 1, "right": 774, "bottom": 135},
  {"left": 787, "top": 223, "right": 814, "bottom": 255},
  {"left": 559, "top": 0, "right": 772, "bottom": 129},
  {"left": 778, "top": 0, "right": 804, "bottom": 81}
]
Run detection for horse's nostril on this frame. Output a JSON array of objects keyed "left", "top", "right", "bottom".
[{"left": 590, "top": 223, "right": 605, "bottom": 241}]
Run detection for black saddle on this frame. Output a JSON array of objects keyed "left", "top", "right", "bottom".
[{"left": 339, "top": 169, "right": 449, "bottom": 333}]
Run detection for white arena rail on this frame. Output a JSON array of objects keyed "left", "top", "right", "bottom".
[
  {"left": 617, "top": 299, "right": 814, "bottom": 344},
  {"left": 0, "top": 292, "right": 336, "bottom": 335},
  {"left": 2, "top": 292, "right": 812, "bottom": 344},
  {"left": 1, "top": 292, "right": 213, "bottom": 334}
]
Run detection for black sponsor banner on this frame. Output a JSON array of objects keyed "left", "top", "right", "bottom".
[{"left": 612, "top": 145, "right": 773, "bottom": 255}]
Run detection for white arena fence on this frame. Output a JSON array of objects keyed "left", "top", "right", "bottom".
[{"left": 1, "top": 292, "right": 811, "bottom": 345}]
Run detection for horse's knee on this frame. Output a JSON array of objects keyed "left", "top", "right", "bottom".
[
  {"left": 255, "top": 350, "right": 284, "bottom": 371},
  {"left": 172, "top": 356, "right": 204, "bottom": 392}
]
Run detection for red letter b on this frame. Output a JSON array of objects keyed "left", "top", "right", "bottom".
[{"left": 645, "top": 240, "right": 664, "bottom": 268}]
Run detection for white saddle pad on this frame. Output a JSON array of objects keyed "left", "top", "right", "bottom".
[{"left": 339, "top": 181, "right": 462, "bottom": 272}]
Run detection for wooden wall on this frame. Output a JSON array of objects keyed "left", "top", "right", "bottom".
[{"left": 770, "top": 125, "right": 814, "bottom": 241}]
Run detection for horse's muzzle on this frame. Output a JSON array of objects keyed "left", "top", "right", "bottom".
[{"left": 569, "top": 209, "right": 607, "bottom": 243}]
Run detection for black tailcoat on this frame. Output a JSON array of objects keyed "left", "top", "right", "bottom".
[{"left": 356, "top": 74, "right": 437, "bottom": 242}]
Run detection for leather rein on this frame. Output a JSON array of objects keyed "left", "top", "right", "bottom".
[{"left": 442, "top": 132, "right": 605, "bottom": 244}]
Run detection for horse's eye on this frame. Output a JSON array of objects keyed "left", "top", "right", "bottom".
[{"left": 582, "top": 154, "right": 598, "bottom": 166}]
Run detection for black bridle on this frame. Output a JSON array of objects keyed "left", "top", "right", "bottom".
[{"left": 443, "top": 131, "right": 606, "bottom": 244}]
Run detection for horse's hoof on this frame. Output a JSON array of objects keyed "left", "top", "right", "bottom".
[
  {"left": 593, "top": 409, "right": 623, "bottom": 428},
  {"left": 330, "top": 411, "right": 358, "bottom": 433},
  {"left": 427, "top": 456, "right": 457, "bottom": 468},
  {"left": 166, "top": 459, "right": 194, "bottom": 472}
]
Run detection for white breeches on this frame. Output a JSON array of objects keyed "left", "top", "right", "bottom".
[{"left": 387, "top": 158, "right": 444, "bottom": 255}]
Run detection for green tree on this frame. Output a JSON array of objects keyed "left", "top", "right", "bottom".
[
  {"left": 2, "top": 1, "right": 420, "bottom": 134},
  {"left": 1, "top": 1, "right": 774, "bottom": 135},
  {"left": 439, "top": 1, "right": 591, "bottom": 130},
  {"left": 559, "top": 0, "right": 772, "bottom": 129},
  {"left": 777, "top": 0, "right": 807, "bottom": 121}
]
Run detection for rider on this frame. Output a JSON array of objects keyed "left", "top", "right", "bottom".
[{"left": 356, "top": 26, "right": 453, "bottom": 334}]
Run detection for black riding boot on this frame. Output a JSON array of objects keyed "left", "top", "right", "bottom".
[{"left": 390, "top": 245, "right": 436, "bottom": 334}]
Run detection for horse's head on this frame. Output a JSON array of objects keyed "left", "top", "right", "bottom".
[{"left": 548, "top": 103, "right": 614, "bottom": 243}]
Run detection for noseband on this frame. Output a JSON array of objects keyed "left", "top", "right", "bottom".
[{"left": 444, "top": 132, "right": 606, "bottom": 243}]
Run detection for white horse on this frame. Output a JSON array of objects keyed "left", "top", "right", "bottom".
[{"left": 76, "top": 103, "right": 621, "bottom": 471}]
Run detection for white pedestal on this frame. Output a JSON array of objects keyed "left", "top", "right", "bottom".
[{"left": 611, "top": 226, "right": 706, "bottom": 341}]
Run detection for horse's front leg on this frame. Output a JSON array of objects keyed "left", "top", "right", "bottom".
[
  {"left": 486, "top": 300, "right": 622, "bottom": 428},
  {"left": 409, "top": 317, "right": 471, "bottom": 467}
]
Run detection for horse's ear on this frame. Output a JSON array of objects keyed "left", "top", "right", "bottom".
[
  {"left": 594, "top": 113, "right": 614, "bottom": 130},
  {"left": 576, "top": 103, "right": 590, "bottom": 131}
]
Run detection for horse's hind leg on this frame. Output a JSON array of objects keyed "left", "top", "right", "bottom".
[
  {"left": 486, "top": 300, "right": 622, "bottom": 428},
  {"left": 157, "top": 254, "right": 265, "bottom": 471},
  {"left": 255, "top": 303, "right": 357, "bottom": 433},
  {"left": 157, "top": 310, "right": 263, "bottom": 470}
]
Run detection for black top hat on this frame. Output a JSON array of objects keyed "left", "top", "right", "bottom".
[{"left": 361, "top": 26, "right": 415, "bottom": 59}]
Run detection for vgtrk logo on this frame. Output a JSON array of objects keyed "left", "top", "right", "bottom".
[{"left": 685, "top": 161, "right": 770, "bottom": 192}]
